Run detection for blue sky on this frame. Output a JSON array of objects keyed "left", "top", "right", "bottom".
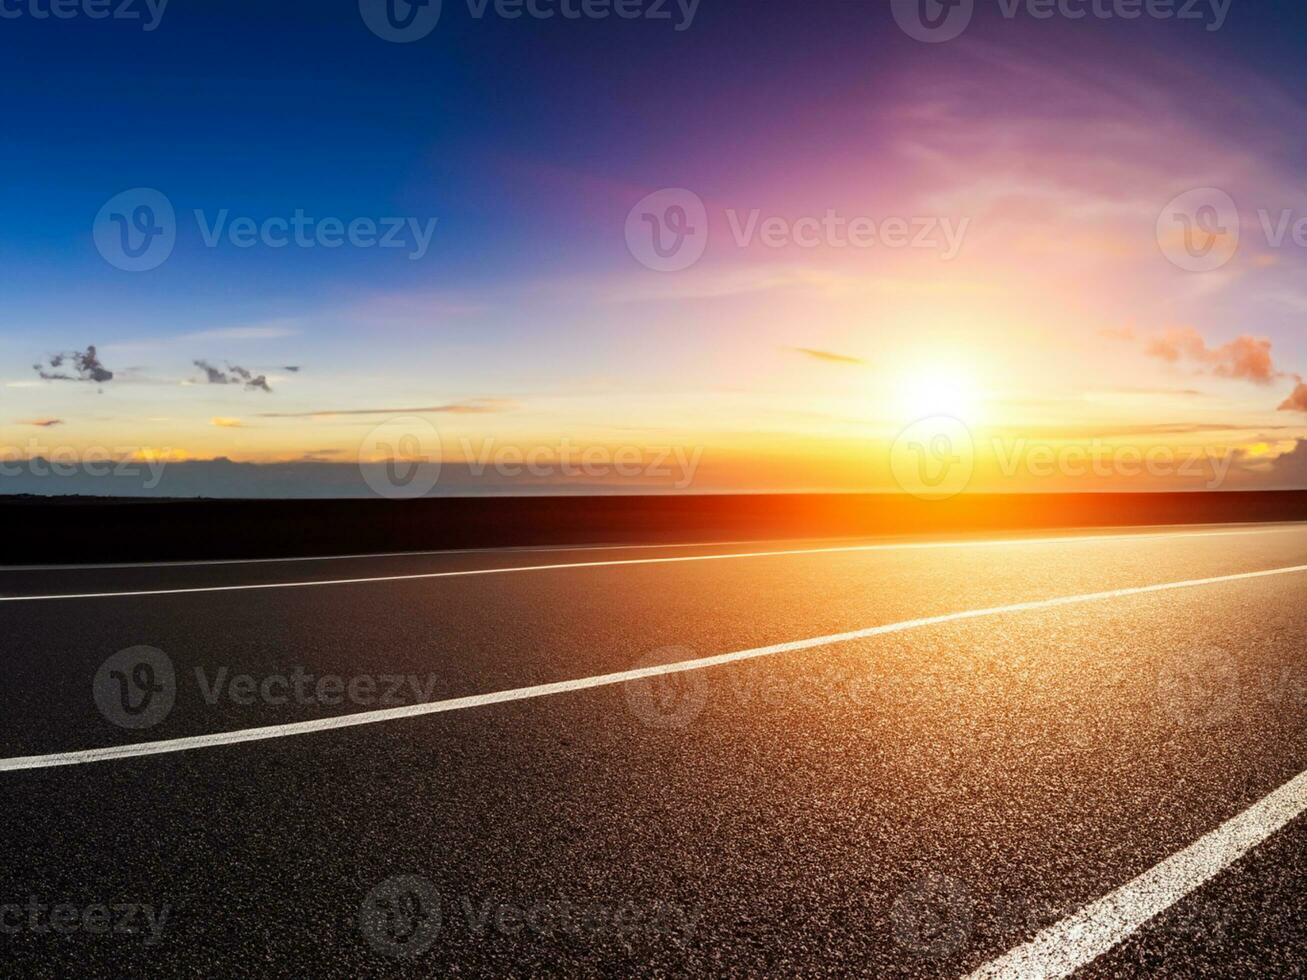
[{"left": 7, "top": 0, "right": 1307, "bottom": 494}]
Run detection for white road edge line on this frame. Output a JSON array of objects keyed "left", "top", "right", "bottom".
[
  {"left": 4, "top": 561, "right": 1307, "bottom": 776},
  {"left": 1, "top": 525, "right": 1299, "bottom": 602},
  {"left": 967, "top": 769, "right": 1307, "bottom": 979}
]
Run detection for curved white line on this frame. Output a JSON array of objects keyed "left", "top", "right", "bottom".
[
  {"left": 968, "top": 768, "right": 1307, "bottom": 979},
  {"left": 4, "top": 561, "right": 1305, "bottom": 772},
  {"left": 1, "top": 525, "right": 1299, "bottom": 602}
]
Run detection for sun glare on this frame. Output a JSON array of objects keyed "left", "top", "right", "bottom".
[{"left": 892, "top": 365, "right": 982, "bottom": 424}]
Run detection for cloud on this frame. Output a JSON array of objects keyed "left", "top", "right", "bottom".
[
  {"left": 1278, "top": 378, "right": 1307, "bottom": 413},
  {"left": 179, "top": 323, "right": 301, "bottom": 342},
  {"left": 210, "top": 417, "right": 244, "bottom": 428},
  {"left": 1145, "top": 327, "right": 1278, "bottom": 384},
  {"left": 790, "top": 347, "right": 866, "bottom": 366},
  {"left": 17, "top": 418, "right": 63, "bottom": 427},
  {"left": 33, "top": 346, "right": 114, "bottom": 384},
  {"left": 193, "top": 360, "right": 272, "bottom": 393},
  {"left": 256, "top": 399, "right": 518, "bottom": 419}
]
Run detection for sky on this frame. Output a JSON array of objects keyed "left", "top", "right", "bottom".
[{"left": 5, "top": 0, "right": 1307, "bottom": 496}]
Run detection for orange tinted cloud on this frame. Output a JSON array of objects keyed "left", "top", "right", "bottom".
[
  {"left": 1146, "top": 327, "right": 1277, "bottom": 384},
  {"left": 1279, "top": 380, "right": 1307, "bottom": 413},
  {"left": 790, "top": 347, "right": 865, "bottom": 366}
]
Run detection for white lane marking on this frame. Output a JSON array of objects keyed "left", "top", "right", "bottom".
[
  {"left": 0, "top": 536, "right": 845, "bottom": 571},
  {"left": 4, "top": 561, "right": 1306, "bottom": 772},
  {"left": 1, "top": 525, "right": 1300, "bottom": 603},
  {"left": 0, "top": 522, "right": 1295, "bottom": 572},
  {"left": 968, "top": 768, "right": 1307, "bottom": 979}
]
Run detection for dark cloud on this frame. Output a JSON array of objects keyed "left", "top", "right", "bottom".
[
  {"left": 284, "top": 366, "right": 301, "bottom": 373},
  {"left": 18, "top": 418, "right": 63, "bottom": 427},
  {"left": 790, "top": 347, "right": 865, "bottom": 366},
  {"left": 193, "top": 360, "right": 272, "bottom": 393},
  {"left": 33, "top": 346, "right": 114, "bottom": 384}
]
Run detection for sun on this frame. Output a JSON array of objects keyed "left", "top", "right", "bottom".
[{"left": 892, "top": 364, "right": 982, "bottom": 423}]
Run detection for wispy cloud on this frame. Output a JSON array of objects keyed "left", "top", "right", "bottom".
[
  {"left": 33, "top": 346, "right": 113, "bottom": 384},
  {"left": 256, "top": 399, "right": 518, "bottom": 419},
  {"left": 210, "top": 417, "right": 244, "bottom": 428},
  {"left": 182, "top": 325, "right": 301, "bottom": 342},
  {"left": 17, "top": 417, "right": 63, "bottom": 427},
  {"left": 790, "top": 347, "right": 865, "bottom": 366},
  {"left": 194, "top": 360, "right": 272, "bottom": 393}
]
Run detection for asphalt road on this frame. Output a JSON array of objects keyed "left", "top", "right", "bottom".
[{"left": 4, "top": 523, "right": 1307, "bottom": 976}]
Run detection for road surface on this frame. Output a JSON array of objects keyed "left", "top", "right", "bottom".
[{"left": 4, "top": 523, "right": 1307, "bottom": 976}]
